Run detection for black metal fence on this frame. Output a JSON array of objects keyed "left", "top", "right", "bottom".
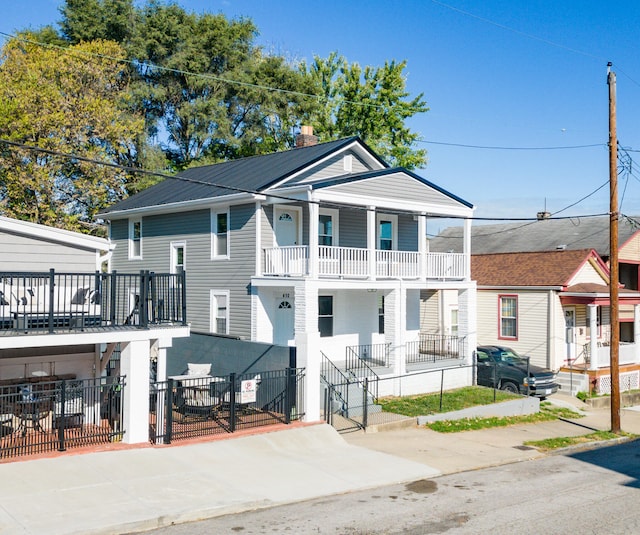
[
  {"left": 406, "top": 334, "right": 466, "bottom": 364},
  {"left": 346, "top": 343, "right": 390, "bottom": 368},
  {"left": 0, "top": 376, "right": 125, "bottom": 459},
  {"left": 0, "top": 270, "right": 186, "bottom": 335},
  {"left": 150, "top": 368, "right": 305, "bottom": 444}
]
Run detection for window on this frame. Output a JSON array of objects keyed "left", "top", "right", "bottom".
[
  {"left": 499, "top": 296, "right": 517, "bottom": 339},
  {"left": 211, "top": 209, "right": 229, "bottom": 258},
  {"left": 318, "top": 295, "right": 334, "bottom": 337},
  {"left": 450, "top": 308, "right": 459, "bottom": 336},
  {"left": 377, "top": 214, "right": 397, "bottom": 251},
  {"left": 210, "top": 290, "right": 229, "bottom": 334},
  {"left": 129, "top": 219, "right": 142, "bottom": 259},
  {"left": 171, "top": 242, "right": 185, "bottom": 274},
  {"left": 378, "top": 295, "right": 385, "bottom": 334},
  {"left": 318, "top": 209, "right": 338, "bottom": 246}
]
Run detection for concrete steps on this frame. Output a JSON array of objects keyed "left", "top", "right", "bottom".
[{"left": 556, "top": 371, "right": 589, "bottom": 397}]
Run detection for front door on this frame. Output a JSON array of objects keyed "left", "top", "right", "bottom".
[
  {"left": 275, "top": 208, "right": 299, "bottom": 246},
  {"left": 274, "top": 297, "right": 295, "bottom": 346},
  {"left": 564, "top": 307, "right": 576, "bottom": 362}
]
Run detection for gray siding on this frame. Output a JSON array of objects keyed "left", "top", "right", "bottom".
[
  {"left": 325, "top": 172, "right": 465, "bottom": 209},
  {"left": 397, "top": 213, "right": 418, "bottom": 251},
  {"left": 110, "top": 205, "right": 258, "bottom": 338},
  {"left": 0, "top": 231, "right": 97, "bottom": 272},
  {"left": 337, "top": 209, "right": 367, "bottom": 248},
  {"left": 291, "top": 150, "right": 373, "bottom": 184}
]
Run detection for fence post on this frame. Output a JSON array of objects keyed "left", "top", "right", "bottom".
[
  {"left": 363, "top": 377, "right": 369, "bottom": 429},
  {"left": 139, "top": 271, "right": 149, "bottom": 329},
  {"left": 229, "top": 373, "right": 236, "bottom": 433},
  {"left": 439, "top": 369, "right": 445, "bottom": 412},
  {"left": 284, "top": 367, "right": 295, "bottom": 424},
  {"left": 57, "top": 379, "right": 67, "bottom": 451},
  {"left": 165, "top": 379, "right": 173, "bottom": 445},
  {"left": 181, "top": 270, "right": 187, "bottom": 326},
  {"left": 150, "top": 273, "right": 157, "bottom": 324},
  {"left": 109, "top": 271, "right": 117, "bottom": 325},
  {"left": 48, "top": 269, "right": 55, "bottom": 334}
]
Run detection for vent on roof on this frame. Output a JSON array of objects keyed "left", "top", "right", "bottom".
[
  {"left": 556, "top": 244, "right": 567, "bottom": 250},
  {"left": 537, "top": 211, "right": 551, "bottom": 220},
  {"left": 296, "top": 125, "right": 318, "bottom": 147}
]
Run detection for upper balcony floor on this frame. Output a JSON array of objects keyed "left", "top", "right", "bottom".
[{"left": 0, "top": 270, "right": 186, "bottom": 337}]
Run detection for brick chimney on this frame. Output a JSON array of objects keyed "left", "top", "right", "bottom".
[{"left": 296, "top": 125, "right": 318, "bottom": 147}]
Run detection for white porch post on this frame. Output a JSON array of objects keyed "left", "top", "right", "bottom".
[
  {"left": 588, "top": 304, "right": 598, "bottom": 370},
  {"left": 463, "top": 218, "right": 472, "bottom": 281},
  {"left": 294, "top": 281, "right": 321, "bottom": 422},
  {"left": 634, "top": 304, "right": 640, "bottom": 363},
  {"left": 418, "top": 213, "right": 427, "bottom": 280},
  {"left": 387, "top": 284, "right": 406, "bottom": 395},
  {"left": 308, "top": 201, "right": 319, "bottom": 278},
  {"left": 120, "top": 339, "right": 151, "bottom": 444},
  {"left": 367, "top": 207, "right": 376, "bottom": 280},
  {"left": 458, "top": 285, "right": 477, "bottom": 367}
]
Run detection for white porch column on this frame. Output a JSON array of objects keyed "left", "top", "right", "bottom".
[
  {"left": 120, "top": 339, "right": 150, "bottom": 444},
  {"left": 367, "top": 207, "right": 376, "bottom": 280},
  {"left": 463, "top": 218, "right": 472, "bottom": 281},
  {"left": 387, "top": 284, "right": 407, "bottom": 394},
  {"left": 634, "top": 304, "right": 640, "bottom": 363},
  {"left": 458, "top": 285, "right": 477, "bottom": 367},
  {"left": 588, "top": 304, "right": 598, "bottom": 370},
  {"left": 308, "top": 201, "right": 319, "bottom": 278},
  {"left": 418, "top": 213, "right": 427, "bottom": 280},
  {"left": 294, "top": 282, "right": 321, "bottom": 422}
]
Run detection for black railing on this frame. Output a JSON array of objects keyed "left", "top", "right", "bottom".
[
  {"left": 0, "top": 270, "right": 186, "bottom": 335},
  {"left": 0, "top": 376, "right": 125, "bottom": 459},
  {"left": 150, "top": 368, "right": 305, "bottom": 444},
  {"left": 346, "top": 343, "right": 390, "bottom": 368},
  {"left": 407, "top": 334, "right": 466, "bottom": 364}
]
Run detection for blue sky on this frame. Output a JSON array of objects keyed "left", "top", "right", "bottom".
[{"left": 4, "top": 0, "right": 640, "bottom": 228}]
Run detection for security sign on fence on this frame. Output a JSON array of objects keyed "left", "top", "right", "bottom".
[{"left": 240, "top": 378, "right": 257, "bottom": 404}]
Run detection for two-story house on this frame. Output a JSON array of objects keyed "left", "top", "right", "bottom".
[
  {"left": 0, "top": 216, "right": 189, "bottom": 458},
  {"left": 102, "top": 132, "right": 476, "bottom": 420}
]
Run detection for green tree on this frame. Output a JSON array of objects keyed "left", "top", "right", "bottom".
[
  {"left": 300, "top": 53, "right": 429, "bottom": 169},
  {"left": 0, "top": 37, "right": 145, "bottom": 233}
]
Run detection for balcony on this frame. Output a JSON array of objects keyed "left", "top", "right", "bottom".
[
  {"left": 0, "top": 270, "right": 186, "bottom": 336},
  {"left": 262, "top": 246, "right": 467, "bottom": 281}
]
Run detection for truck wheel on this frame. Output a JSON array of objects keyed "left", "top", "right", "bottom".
[{"left": 500, "top": 381, "right": 519, "bottom": 394}]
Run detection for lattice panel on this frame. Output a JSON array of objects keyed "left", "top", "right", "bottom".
[{"left": 597, "top": 371, "right": 639, "bottom": 395}]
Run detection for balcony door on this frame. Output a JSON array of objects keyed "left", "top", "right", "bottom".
[{"left": 274, "top": 207, "right": 300, "bottom": 246}]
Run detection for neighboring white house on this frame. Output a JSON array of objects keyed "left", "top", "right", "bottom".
[
  {"left": 0, "top": 216, "right": 189, "bottom": 448},
  {"left": 101, "top": 132, "right": 477, "bottom": 421}
]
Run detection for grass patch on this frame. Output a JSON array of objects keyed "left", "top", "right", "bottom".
[
  {"left": 424, "top": 402, "right": 583, "bottom": 433},
  {"left": 378, "top": 386, "right": 519, "bottom": 417},
  {"left": 524, "top": 431, "right": 632, "bottom": 451}
]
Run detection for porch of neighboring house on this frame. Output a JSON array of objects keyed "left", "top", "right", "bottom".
[
  {"left": 558, "top": 294, "right": 640, "bottom": 395},
  {"left": 0, "top": 270, "right": 189, "bottom": 460}
]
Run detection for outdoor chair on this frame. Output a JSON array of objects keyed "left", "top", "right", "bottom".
[{"left": 53, "top": 382, "right": 84, "bottom": 428}]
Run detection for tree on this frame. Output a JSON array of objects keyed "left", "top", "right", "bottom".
[
  {"left": 0, "top": 37, "right": 145, "bottom": 233},
  {"left": 300, "top": 54, "right": 429, "bottom": 169}
]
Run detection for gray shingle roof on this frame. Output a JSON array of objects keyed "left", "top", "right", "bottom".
[
  {"left": 429, "top": 216, "right": 640, "bottom": 256},
  {"left": 103, "top": 137, "right": 382, "bottom": 214}
]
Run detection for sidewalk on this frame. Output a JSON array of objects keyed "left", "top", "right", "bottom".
[{"left": 0, "top": 392, "right": 636, "bottom": 535}]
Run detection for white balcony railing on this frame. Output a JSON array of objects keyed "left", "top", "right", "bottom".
[{"left": 262, "top": 246, "right": 468, "bottom": 280}]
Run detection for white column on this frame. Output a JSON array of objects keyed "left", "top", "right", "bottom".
[
  {"left": 367, "top": 207, "right": 376, "bottom": 280},
  {"left": 308, "top": 201, "right": 319, "bottom": 278},
  {"left": 254, "top": 201, "right": 262, "bottom": 276},
  {"left": 418, "top": 213, "right": 427, "bottom": 280},
  {"left": 120, "top": 339, "right": 151, "bottom": 444},
  {"left": 634, "top": 304, "right": 640, "bottom": 363},
  {"left": 588, "top": 304, "right": 598, "bottom": 370},
  {"left": 458, "top": 285, "right": 477, "bottom": 367},
  {"left": 294, "top": 282, "right": 321, "bottom": 422},
  {"left": 463, "top": 218, "right": 472, "bottom": 281},
  {"left": 387, "top": 284, "right": 406, "bottom": 394}
]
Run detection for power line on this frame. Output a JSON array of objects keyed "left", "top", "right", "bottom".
[{"left": 417, "top": 139, "right": 605, "bottom": 151}]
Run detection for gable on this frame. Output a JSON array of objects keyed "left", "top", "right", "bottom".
[
  {"left": 620, "top": 231, "right": 640, "bottom": 262},
  {"left": 287, "top": 149, "right": 374, "bottom": 184},
  {"left": 566, "top": 256, "right": 609, "bottom": 286},
  {"left": 313, "top": 170, "right": 473, "bottom": 215}
]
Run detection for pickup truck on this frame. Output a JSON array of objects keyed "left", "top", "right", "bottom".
[{"left": 476, "top": 345, "right": 559, "bottom": 398}]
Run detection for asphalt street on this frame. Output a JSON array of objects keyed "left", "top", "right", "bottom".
[{"left": 140, "top": 439, "right": 640, "bottom": 535}]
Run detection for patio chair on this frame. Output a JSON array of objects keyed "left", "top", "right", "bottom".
[{"left": 53, "top": 383, "right": 84, "bottom": 428}]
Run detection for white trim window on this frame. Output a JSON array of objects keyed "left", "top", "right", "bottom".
[
  {"left": 171, "top": 241, "right": 186, "bottom": 274},
  {"left": 318, "top": 295, "right": 334, "bottom": 337},
  {"left": 499, "top": 295, "right": 517, "bottom": 339},
  {"left": 211, "top": 208, "right": 229, "bottom": 258},
  {"left": 129, "top": 219, "right": 142, "bottom": 259},
  {"left": 377, "top": 214, "right": 397, "bottom": 251},
  {"left": 319, "top": 208, "right": 339, "bottom": 246},
  {"left": 210, "top": 290, "right": 229, "bottom": 334}
]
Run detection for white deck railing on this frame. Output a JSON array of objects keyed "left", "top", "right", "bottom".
[{"left": 262, "top": 246, "right": 468, "bottom": 280}]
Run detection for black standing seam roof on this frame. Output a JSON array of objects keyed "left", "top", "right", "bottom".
[{"left": 102, "top": 137, "right": 386, "bottom": 214}]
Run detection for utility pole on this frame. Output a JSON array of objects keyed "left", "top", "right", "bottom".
[{"left": 608, "top": 62, "right": 621, "bottom": 433}]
